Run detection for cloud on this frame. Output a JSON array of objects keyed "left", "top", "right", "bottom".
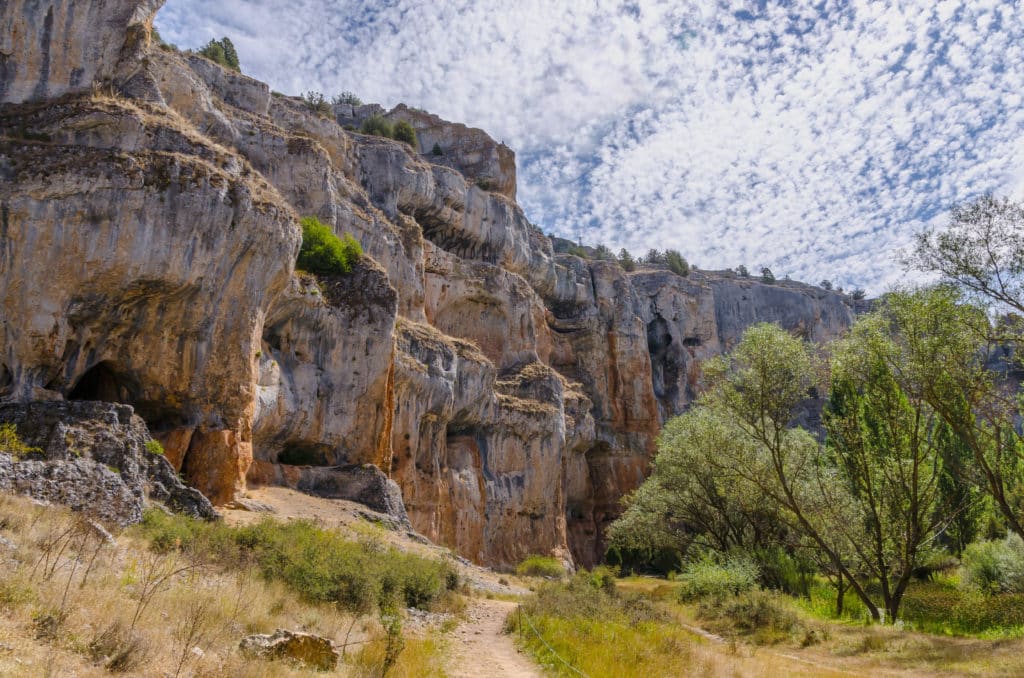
[{"left": 156, "top": 0, "right": 1024, "bottom": 293}]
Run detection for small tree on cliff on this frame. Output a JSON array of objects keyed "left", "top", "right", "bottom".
[
  {"left": 665, "top": 250, "right": 689, "bottom": 277},
  {"left": 618, "top": 248, "right": 637, "bottom": 272},
  {"left": 198, "top": 37, "right": 241, "bottom": 72},
  {"left": 296, "top": 217, "right": 362, "bottom": 276}
]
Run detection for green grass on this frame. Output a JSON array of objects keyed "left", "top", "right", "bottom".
[
  {"left": 135, "top": 509, "right": 458, "bottom": 613},
  {"left": 515, "top": 554, "right": 565, "bottom": 578},
  {"left": 507, "top": 570, "right": 700, "bottom": 678}
]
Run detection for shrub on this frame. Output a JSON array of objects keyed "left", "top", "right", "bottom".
[
  {"left": 618, "top": 248, "right": 637, "bottom": 272},
  {"left": 198, "top": 37, "right": 240, "bottom": 71},
  {"left": 566, "top": 245, "right": 589, "bottom": 259},
  {"left": 761, "top": 267, "right": 775, "bottom": 283},
  {"left": 592, "top": 244, "right": 615, "bottom": 261},
  {"left": 665, "top": 249, "right": 690, "bottom": 277},
  {"left": 644, "top": 249, "right": 666, "bottom": 265},
  {"left": 516, "top": 555, "right": 565, "bottom": 578},
  {"left": 678, "top": 555, "right": 759, "bottom": 602},
  {"left": 700, "top": 589, "right": 799, "bottom": 638},
  {"left": 301, "top": 91, "right": 332, "bottom": 117},
  {"left": 820, "top": 279, "right": 833, "bottom": 290},
  {"left": 851, "top": 288, "right": 867, "bottom": 300},
  {"left": 392, "top": 120, "right": 417, "bottom": 148},
  {"left": 296, "top": 216, "right": 362, "bottom": 276},
  {"left": 0, "top": 422, "right": 41, "bottom": 459},
  {"left": 962, "top": 533, "right": 1024, "bottom": 594},
  {"left": 332, "top": 91, "right": 362, "bottom": 107},
  {"left": 736, "top": 265, "right": 749, "bottom": 277},
  {"left": 144, "top": 440, "right": 164, "bottom": 456},
  {"left": 431, "top": 142, "right": 443, "bottom": 156},
  {"left": 360, "top": 115, "right": 394, "bottom": 138}
]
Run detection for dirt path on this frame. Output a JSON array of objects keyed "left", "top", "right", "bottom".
[{"left": 448, "top": 598, "right": 540, "bottom": 678}]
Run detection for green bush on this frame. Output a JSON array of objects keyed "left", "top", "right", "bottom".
[
  {"left": 665, "top": 249, "right": 689, "bottom": 276},
  {"left": 431, "top": 142, "right": 443, "bottom": 156},
  {"left": 296, "top": 216, "right": 362, "bottom": 276},
  {"left": 301, "top": 91, "right": 332, "bottom": 117},
  {"left": 962, "top": 533, "right": 1024, "bottom": 594},
  {"left": 360, "top": 115, "right": 394, "bottom": 138},
  {"left": 392, "top": 120, "right": 417, "bottom": 148},
  {"left": 618, "top": 248, "right": 636, "bottom": 272},
  {"left": 144, "top": 440, "right": 164, "bottom": 456},
  {"left": 701, "top": 589, "right": 798, "bottom": 635},
  {"left": 678, "top": 555, "right": 759, "bottom": 602},
  {"left": 198, "top": 37, "right": 240, "bottom": 71},
  {"left": 736, "top": 265, "right": 749, "bottom": 277},
  {"left": 136, "top": 510, "right": 457, "bottom": 612},
  {"left": 566, "top": 245, "right": 590, "bottom": 259},
  {"left": 761, "top": 267, "right": 775, "bottom": 283},
  {"left": 332, "top": 91, "right": 362, "bottom": 106},
  {"left": 0, "top": 422, "right": 41, "bottom": 459},
  {"left": 516, "top": 555, "right": 565, "bottom": 578}
]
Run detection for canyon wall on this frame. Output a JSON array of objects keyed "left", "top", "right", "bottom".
[{"left": 0, "top": 0, "right": 858, "bottom": 568}]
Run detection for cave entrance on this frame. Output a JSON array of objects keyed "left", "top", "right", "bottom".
[{"left": 67, "top": 361, "right": 133, "bottom": 404}]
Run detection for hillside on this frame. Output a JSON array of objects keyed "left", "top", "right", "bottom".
[{"left": 0, "top": 0, "right": 863, "bottom": 572}]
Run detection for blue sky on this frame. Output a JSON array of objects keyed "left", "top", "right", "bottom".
[{"left": 156, "top": 0, "right": 1024, "bottom": 293}]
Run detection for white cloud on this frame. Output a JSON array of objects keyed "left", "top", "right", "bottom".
[{"left": 156, "top": 0, "right": 1024, "bottom": 294}]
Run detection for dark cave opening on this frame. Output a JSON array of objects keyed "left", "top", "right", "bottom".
[
  {"left": 67, "top": 361, "right": 132, "bottom": 404},
  {"left": 646, "top": 316, "right": 680, "bottom": 403}
]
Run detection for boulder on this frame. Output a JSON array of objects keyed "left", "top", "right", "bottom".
[{"left": 239, "top": 629, "right": 338, "bottom": 671}]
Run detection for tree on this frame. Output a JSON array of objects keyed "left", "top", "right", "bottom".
[
  {"left": 360, "top": 115, "right": 393, "bottom": 138},
  {"left": 198, "top": 37, "right": 240, "bottom": 72},
  {"left": 431, "top": 142, "right": 443, "bottom": 156},
  {"left": 912, "top": 194, "right": 1024, "bottom": 314},
  {"left": 297, "top": 217, "right": 362, "bottom": 275},
  {"left": 593, "top": 244, "right": 615, "bottom": 261},
  {"left": 644, "top": 249, "right": 666, "bottom": 265},
  {"left": 824, "top": 315, "right": 952, "bottom": 621},
  {"left": 820, "top": 279, "right": 833, "bottom": 290},
  {"left": 851, "top": 288, "right": 866, "bottom": 300},
  {"left": 665, "top": 249, "right": 689, "bottom": 277},
  {"left": 332, "top": 91, "right": 362, "bottom": 106},
  {"left": 761, "top": 267, "right": 775, "bottom": 283},
  {"left": 618, "top": 248, "right": 636, "bottom": 272},
  {"left": 736, "top": 265, "right": 749, "bottom": 277},
  {"left": 301, "top": 91, "right": 332, "bottom": 117},
  {"left": 392, "top": 120, "right": 417, "bottom": 148}
]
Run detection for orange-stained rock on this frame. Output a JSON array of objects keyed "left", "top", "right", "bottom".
[
  {"left": 184, "top": 429, "right": 252, "bottom": 507},
  {"left": 154, "top": 428, "right": 194, "bottom": 472}
]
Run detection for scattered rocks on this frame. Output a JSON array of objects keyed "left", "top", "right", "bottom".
[{"left": 239, "top": 629, "right": 338, "bottom": 671}]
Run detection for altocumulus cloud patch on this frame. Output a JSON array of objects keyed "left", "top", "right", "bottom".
[{"left": 157, "top": 0, "right": 1024, "bottom": 293}]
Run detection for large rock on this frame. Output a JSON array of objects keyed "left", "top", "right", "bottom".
[
  {"left": 0, "top": 0, "right": 163, "bottom": 104},
  {"left": 239, "top": 629, "right": 338, "bottom": 671},
  {"left": 0, "top": 401, "right": 216, "bottom": 524}
]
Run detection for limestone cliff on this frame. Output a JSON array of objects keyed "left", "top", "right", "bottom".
[{"left": 0, "top": 0, "right": 858, "bottom": 568}]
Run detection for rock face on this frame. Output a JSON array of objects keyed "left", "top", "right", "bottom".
[
  {"left": 0, "top": 0, "right": 860, "bottom": 568},
  {"left": 0, "top": 401, "right": 216, "bottom": 524}
]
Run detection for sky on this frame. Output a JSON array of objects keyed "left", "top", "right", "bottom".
[{"left": 155, "top": 0, "right": 1024, "bottom": 293}]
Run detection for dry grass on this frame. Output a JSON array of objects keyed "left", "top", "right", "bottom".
[{"left": 0, "top": 494, "right": 451, "bottom": 677}]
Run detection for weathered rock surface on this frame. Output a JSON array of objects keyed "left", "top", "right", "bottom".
[
  {"left": 0, "top": 0, "right": 862, "bottom": 568},
  {"left": 0, "top": 401, "right": 216, "bottom": 524},
  {"left": 239, "top": 629, "right": 338, "bottom": 671}
]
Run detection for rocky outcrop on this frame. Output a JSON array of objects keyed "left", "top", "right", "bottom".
[
  {"left": 0, "top": 0, "right": 862, "bottom": 568},
  {"left": 0, "top": 401, "right": 216, "bottom": 524},
  {"left": 0, "top": 0, "right": 160, "bottom": 104},
  {"left": 239, "top": 629, "right": 339, "bottom": 671}
]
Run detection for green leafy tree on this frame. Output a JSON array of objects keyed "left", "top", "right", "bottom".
[
  {"left": 431, "top": 142, "right": 443, "bottom": 156},
  {"left": 360, "top": 115, "right": 394, "bottom": 138},
  {"left": 644, "top": 249, "right": 666, "bottom": 265},
  {"left": 296, "top": 217, "right": 362, "bottom": 275},
  {"left": 392, "top": 120, "right": 417, "bottom": 148},
  {"left": 736, "top": 265, "right": 749, "bottom": 277},
  {"left": 912, "top": 194, "right": 1024, "bottom": 314},
  {"left": 220, "top": 36, "right": 240, "bottom": 71},
  {"left": 761, "top": 267, "right": 775, "bottom": 283},
  {"left": 665, "top": 249, "right": 689, "bottom": 277},
  {"left": 332, "top": 91, "right": 362, "bottom": 106},
  {"left": 593, "top": 244, "right": 615, "bottom": 261},
  {"left": 618, "top": 248, "right": 637, "bottom": 272},
  {"left": 198, "top": 37, "right": 240, "bottom": 72}
]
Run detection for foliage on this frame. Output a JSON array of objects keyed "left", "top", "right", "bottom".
[
  {"left": 360, "top": 115, "right": 394, "bottom": 138},
  {"left": 136, "top": 510, "right": 458, "bottom": 612},
  {"left": 301, "top": 90, "right": 332, "bottom": 117},
  {"left": 698, "top": 589, "right": 800, "bottom": 640},
  {"left": 665, "top": 249, "right": 689, "bottom": 276},
  {"left": 820, "top": 279, "right": 832, "bottom": 290},
  {"left": 643, "top": 249, "right": 666, "bottom": 265},
  {"left": 332, "top": 91, "right": 363, "bottom": 106},
  {"left": 618, "top": 248, "right": 637, "bottom": 272},
  {"left": 851, "top": 288, "right": 866, "bottom": 300},
  {"left": 677, "top": 556, "right": 759, "bottom": 602},
  {"left": 392, "top": 120, "right": 418, "bottom": 148},
  {"left": 736, "top": 265, "right": 749, "bottom": 277},
  {"left": 591, "top": 244, "right": 614, "bottom": 261},
  {"left": 198, "top": 37, "right": 240, "bottom": 71},
  {"left": 297, "top": 216, "right": 362, "bottom": 276},
  {"left": 962, "top": 533, "right": 1024, "bottom": 594},
  {"left": 0, "top": 422, "right": 41, "bottom": 459},
  {"left": 516, "top": 555, "right": 565, "bottom": 578},
  {"left": 761, "top": 267, "right": 775, "bottom": 283},
  {"left": 566, "top": 245, "right": 589, "bottom": 259},
  {"left": 431, "top": 142, "right": 443, "bottom": 156},
  {"left": 912, "top": 194, "right": 1024, "bottom": 314},
  {"left": 144, "top": 440, "right": 164, "bottom": 456}
]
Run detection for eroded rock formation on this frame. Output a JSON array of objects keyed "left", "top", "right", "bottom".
[{"left": 0, "top": 0, "right": 859, "bottom": 567}]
